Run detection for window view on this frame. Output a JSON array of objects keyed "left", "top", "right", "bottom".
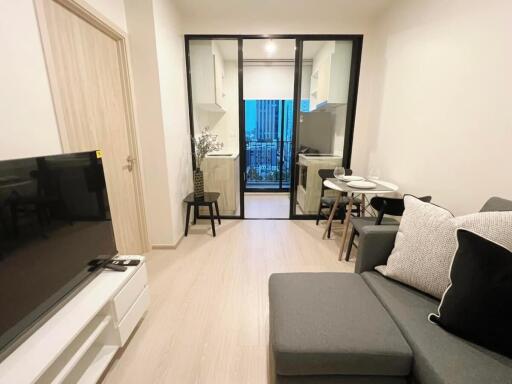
[{"left": 245, "top": 100, "right": 309, "bottom": 190}]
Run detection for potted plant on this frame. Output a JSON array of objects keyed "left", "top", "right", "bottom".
[{"left": 192, "top": 126, "right": 224, "bottom": 199}]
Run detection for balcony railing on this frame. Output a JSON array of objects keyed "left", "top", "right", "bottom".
[{"left": 245, "top": 140, "right": 292, "bottom": 189}]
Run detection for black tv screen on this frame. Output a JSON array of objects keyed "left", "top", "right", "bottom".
[{"left": 0, "top": 151, "right": 117, "bottom": 357}]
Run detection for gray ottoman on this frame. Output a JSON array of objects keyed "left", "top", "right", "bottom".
[{"left": 269, "top": 273, "right": 412, "bottom": 384}]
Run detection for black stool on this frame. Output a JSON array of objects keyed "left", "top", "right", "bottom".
[{"left": 184, "top": 192, "right": 221, "bottom": 237}]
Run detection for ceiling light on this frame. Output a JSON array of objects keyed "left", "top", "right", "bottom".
[{"left": 265, "top": 39, "right": 277, "bottom": 55}]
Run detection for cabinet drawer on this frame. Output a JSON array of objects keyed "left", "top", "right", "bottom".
[
  {"left": 113, "top": 264, "right": 147, "bottom": 322},
  {"left": 118, "top": 286, "right": 150, "bottom": 346}
]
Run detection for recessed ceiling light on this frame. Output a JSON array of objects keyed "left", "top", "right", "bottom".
[{"left": 265, "top": 39, "right": 277, "bottom": 55}]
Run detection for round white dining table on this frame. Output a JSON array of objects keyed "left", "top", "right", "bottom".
[{"left": 322, "top": 178, "right": 398, "bottom": 261}]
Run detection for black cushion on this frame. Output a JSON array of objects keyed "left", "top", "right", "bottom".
[{"left": 429, "top": 230, "right": 512, "bottom": 358}]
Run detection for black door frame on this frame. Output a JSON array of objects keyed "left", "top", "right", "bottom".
[{"left": 184, "top": 34, "right": 363, "bottom": 220}]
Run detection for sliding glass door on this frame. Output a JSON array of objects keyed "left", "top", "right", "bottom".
[
  {"left": 186, "top": 38, "right": 242, "bottom": 218},
  {"left": 242, "top": 38, "right": 296, "bottom": 193},
  {"left": 290, "top": 38, "right": 362, "bottom": 218},
  {"left": 185, "top": 35, "right": 362, "bottom": 219}
]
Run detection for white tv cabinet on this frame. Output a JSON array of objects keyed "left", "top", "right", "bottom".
[{"left": 0, "top": 255, "right": 149, "bottom": 384}]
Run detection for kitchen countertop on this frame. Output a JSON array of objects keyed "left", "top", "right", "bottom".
[
  {"left": 298, "top": 153, "right": 343, "bottom": 166},
  {"left": 205, "top": 153, "right": 239, "bottom": 160}
]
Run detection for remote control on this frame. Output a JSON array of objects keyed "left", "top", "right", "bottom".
[
  {"left": 103, "top": 262, "right": 127, "bottom": 272},
  {"left": 110, "top": 259, "right": 141, "bottom": 267}
]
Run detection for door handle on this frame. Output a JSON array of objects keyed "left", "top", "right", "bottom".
[{"left": 124, "top": 155, "right": 135, "bottom": 172}]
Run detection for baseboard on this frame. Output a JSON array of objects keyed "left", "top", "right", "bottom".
[{"left": 151, "top": 233, "right": 184, "bottom": 250}]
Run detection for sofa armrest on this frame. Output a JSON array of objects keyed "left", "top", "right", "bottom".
[{"left": 354, "top": 225, "right": 399, "bottom": 274}]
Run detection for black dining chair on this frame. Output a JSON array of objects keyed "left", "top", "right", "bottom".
[
  {"left": 345, "top": 195, "right": 432, "bottom": 261},
  {"left": 315, "top": 168, "right": 361, "bottom": 239}
]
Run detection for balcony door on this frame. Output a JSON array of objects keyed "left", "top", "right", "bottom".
[
  {"left": 244, "top": 100, "right": 293, "bottom": 191},
  {"left": 242, "top": 39, "right": 296, "bottom": 218}
]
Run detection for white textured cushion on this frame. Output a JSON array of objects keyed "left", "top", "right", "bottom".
[{"left": 375, "top": 196, "right": 512, "bottom": 299}]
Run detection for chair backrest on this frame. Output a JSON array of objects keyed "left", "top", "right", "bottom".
[
  {"left": 479, "top": 197, "right": 512, "bottom": 212},
  {"left": 318, "top": 169, "right": 334, "bottom": 181},
  {"left": 318, "top": 168, "right": 353, "bottom": 180},
  {"left": 318, "top": 168, "right": 353, "bottom": 194},
  {"left": 371, "top": 195, "right": 432, "bottom": 224}
]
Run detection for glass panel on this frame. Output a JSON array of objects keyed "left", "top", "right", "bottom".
[
  {"left": 189, "top": 39, "right": 240, "bottom": 216},
  {"left": 243, "top": 39, "right": 296, "bottom": 193},
  {"left": 293, "top": 40, "right": 353, "bottom": 216},
  {"left": 244, "top": 100, "right": 293, "bottom": 189}
]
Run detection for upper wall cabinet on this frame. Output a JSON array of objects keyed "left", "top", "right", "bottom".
[
  {"left": 190, "top": 41, "right": 226, "bottom": 112},
  {"left": 309, "top": 41, "right": 352, "bottom": 111}
]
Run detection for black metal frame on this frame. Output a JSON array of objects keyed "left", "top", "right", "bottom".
[{"left": 184, "top": 34, "right": 364, "bottom": 220}]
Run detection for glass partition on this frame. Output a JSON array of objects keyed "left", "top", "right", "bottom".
[
  {"left": 188, "top": 39, "right": 241, "bottom": 216},
  {"left": 292, "top": 40, "right": 354, "bottom": 216},
  {"left": 185, "top": 36, "right": 362, "bottom": 220},
  {"left": 242, "top": 39, "right": 296, "bottom": 193}
]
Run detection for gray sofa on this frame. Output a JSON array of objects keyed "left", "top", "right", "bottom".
[{"left": 269, "top": 197, "right": 512, "bottom": 384}]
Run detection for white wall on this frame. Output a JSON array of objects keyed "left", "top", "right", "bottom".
[
  {"left": 181, "top": 6, "right": 377, "bottom": 36},
  {"left": 125, "top": 0, "right": 194, "bottom": 247},
  {"left": 152, "top": 0, "right": 193, "bottom": 245},
  {"left": 364, "top": 0, "right": 512, "bottom": 214},
  {"left": 0, "top": 0, "right": 62, "bottom": 161},
  {"left": 85, "top": 0, "right": 127, "bottom": 31},
  {"left": 244, "top": 65, "right": 294, "bottom": 100},
  {"left": 1, "top": 0, "right": 186, "bottom": 246},
  {"left": 0, "top": 0, "right": 128, "bottom": 162},
  {"left": 124, "top": 0, "right": 175, "bottom": 247}
]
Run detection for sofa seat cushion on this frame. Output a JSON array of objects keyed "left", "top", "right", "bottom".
[
  {"left": 269, "top": 273, "right": 412, "bottom": 377},
  {"left": 362, "top": 271, "right": 512, "bottom": 384}
]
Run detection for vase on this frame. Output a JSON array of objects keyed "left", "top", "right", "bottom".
[{"left": 193, "top": 169, "right": 205, "bottom": 199}]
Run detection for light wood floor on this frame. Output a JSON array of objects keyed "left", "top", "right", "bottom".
[
  {"left": 102, "top": 219, "right": 354, "bottom": 384},
  {"left": 244, "top": 193, "right": 290, "bottom": 218}
]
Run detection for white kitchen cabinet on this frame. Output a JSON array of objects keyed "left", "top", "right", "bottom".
[
  {"left": 309, "top": 41, "right": 352, "bottom": 111},
  {"left": 190, "top": 40, "right": 226, "bottom": 112}
]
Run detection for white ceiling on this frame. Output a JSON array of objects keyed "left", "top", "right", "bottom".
[
  {"left": 175, "top": 0, "right": 393, "bottom": 29},
  {"left": 215, "top": 39, "right": 327, "bottom": 61}
]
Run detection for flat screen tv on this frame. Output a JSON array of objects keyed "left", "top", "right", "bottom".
[{"left": 0, "top": 151, "right": 117, "bottom": 360}]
